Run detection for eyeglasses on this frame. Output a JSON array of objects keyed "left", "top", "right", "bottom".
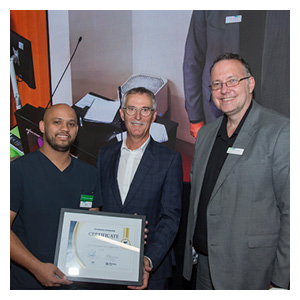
[
  {"left": 209, "top": 76, "right": 251, "bottom": 91},
  {"left": 123, "top": 106, "right": 155, "bottom": 117}
]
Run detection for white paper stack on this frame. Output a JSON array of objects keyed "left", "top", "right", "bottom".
[{"left": 75, "top": 93, "right": 120, "bottom": 123}]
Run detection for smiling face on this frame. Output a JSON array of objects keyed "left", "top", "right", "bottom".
[
  {"left": 210, "top": 59, "right": 255, "bottom": 121},
  {"left": 119, "top": 92, "right": 157, "bottom": 149},
  {"left": 39, "top": 104, "right": 78, "bottom": 152}
]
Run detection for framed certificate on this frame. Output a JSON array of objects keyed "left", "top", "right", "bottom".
[{"left": 54, "top": 208, "right": 145, "bottom": 286}]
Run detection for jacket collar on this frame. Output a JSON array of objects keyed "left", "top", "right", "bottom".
[
  {"left": 109, "top": 137, "right": 156, "bottom": 207},
  {"left": 209, "top": 100, "right": 260, "bottom": 204}
]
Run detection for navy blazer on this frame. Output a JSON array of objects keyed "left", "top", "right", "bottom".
[{"left": 96, "top": 138, "right": 183, "bottom": 280}]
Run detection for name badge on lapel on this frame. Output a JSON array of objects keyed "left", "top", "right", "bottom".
[
  {"left": 227, "top": 147, "right": 244, "bottom": 155},
  {"left": 225, "top": 15, "right": 242, "bottom": 24}
]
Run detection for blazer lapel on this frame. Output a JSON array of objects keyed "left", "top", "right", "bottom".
[
  {"left": 210, "top": 101, "right": 260, "bottom": 203},
  {"left": 123, "top": 139, "right": 155, "bottom": 207},
  {"left": 191, "top": 119, "right": 222, "bottom": 214},
  {"left": 109, "top": 144, "right": 123, "bottom": 207}
]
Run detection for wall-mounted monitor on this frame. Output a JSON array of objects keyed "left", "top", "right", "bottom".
[{"left": 10, "top": 30, "right": 36, "bottom": 89}]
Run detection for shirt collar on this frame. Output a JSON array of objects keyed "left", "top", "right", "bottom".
[{"left": 121, "top": 136, "right": 151, "bottom": 152}]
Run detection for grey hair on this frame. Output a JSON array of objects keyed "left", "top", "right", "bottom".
[{"left": 121, "top": 87, "right": 157, "bottom": 110}]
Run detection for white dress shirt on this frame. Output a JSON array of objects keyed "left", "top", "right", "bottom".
[{"left": 117, "top": 136, "right": 150, "bottom": 204}]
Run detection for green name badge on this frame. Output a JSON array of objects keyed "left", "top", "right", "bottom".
[{"left": 80, "top": 194, "right": 94, "bottom": 208}]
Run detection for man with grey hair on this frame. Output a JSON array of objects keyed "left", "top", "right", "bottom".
[{"left": 96, "top": 87, "right": 183, "bottom": 289}]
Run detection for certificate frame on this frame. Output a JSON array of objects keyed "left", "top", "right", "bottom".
[{"left": 54, "top": 208, "right": 145, "bottom": 286}]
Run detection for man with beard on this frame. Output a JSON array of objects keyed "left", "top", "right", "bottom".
[{"left": 10, "top": 104, "right": 102, "bottom": 289}]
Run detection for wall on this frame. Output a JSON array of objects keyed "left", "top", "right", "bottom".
[
  {"left": 47, "top": 10, "right": 73, "bottom": 106},
  {"left": 64, "top": 10, "right": 194, "bottom": 144},
  {"left": 69, "top": 10, "right": 133, "bottom": 102},
  {"left": 131, "top": 10, "right": 193, "bottom": 143}
]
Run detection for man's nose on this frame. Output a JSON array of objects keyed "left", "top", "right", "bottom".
[
  {"left": 220, "top": 82, "right": 229, "bottom": 94},
  {"left": 60, "top": 121, "right": 70, "bottom": 131},
  {"left": 135, "top": 109, "right": 142, "bottom": 120}
]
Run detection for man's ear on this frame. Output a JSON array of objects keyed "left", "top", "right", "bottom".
[
  {"left": 119, "top": 108, "right": 125, "bottom": 121},
  {"left": 151, "top": 111, "right": 157, "bottom": 123},
  {"left": 39, "top": 120, "right": 45, "bottom": 134},
  {"left": 249, "top": 76, "right": 255, "bottom": 94}
]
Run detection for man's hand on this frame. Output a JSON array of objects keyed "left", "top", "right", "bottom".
[
  {"left": 11, "top": 210, "right": 72, "bottom": 288},
  {"left": 190, "top": 121, "right": 205, "bottom": 139},
  {"left": 144, "top": 220, "right": 149, "bottom": 244},
  {"left": 134, "top": 213, "right": 148, "bottom": 244},
  {"left": 128, "top": 257, "right": 152, "bottom": 290},
  {"left": 33, "top": 262, "right": 73, "bottom": 287}
]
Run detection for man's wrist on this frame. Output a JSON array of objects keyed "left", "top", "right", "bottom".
[{"left": 144, "top": 256, "right": 153, "bottom": 269}]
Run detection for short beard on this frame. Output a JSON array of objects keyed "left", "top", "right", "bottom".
[{"left": 44, "top": 131, "right": 73, "bottom": 152}]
